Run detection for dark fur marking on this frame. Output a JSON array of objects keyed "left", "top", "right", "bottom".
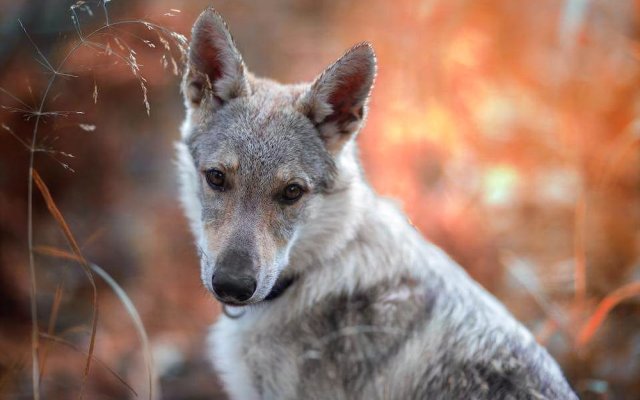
[
  {"left": 414, "top": 336, "right": 576, "bottom": 399},
  {"left": 294, "top": 278, "right": 435, "bottom": 393}
]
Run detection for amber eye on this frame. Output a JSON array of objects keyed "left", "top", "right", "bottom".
[
  {"left": 205, "top": 169, "right": 225, "bottom": 190},
  {"left": 281, "top": 184, "right": 304, "bottom": 204}
]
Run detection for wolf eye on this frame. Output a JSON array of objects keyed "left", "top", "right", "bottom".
[
  {"left": 205, "top": 169, "right": 225, "bottom": 190},
  {"left": 281, "top": 184, "right": 304, "bottom": 203}
]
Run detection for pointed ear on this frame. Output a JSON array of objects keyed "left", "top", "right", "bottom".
[
  {"left": 297, "top": 43, "right": 376, "bottom": 153},
  {"left": 183, "top": 8, "right": 250, "bottom": 109}
]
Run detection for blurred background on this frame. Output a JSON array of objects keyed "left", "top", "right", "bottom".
[{"left": 0, "top": 0, "right": 638, "bottom": 399}]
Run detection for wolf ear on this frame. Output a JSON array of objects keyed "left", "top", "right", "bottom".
[
  {"left": 183, "top": 8, "right": 250, "bottom": 108},
  {"left": 298, "top": 43, "right": 376, "bottom": 153}
]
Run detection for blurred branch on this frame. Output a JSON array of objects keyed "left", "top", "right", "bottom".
[
  {"left": 577, "top": 281, "right": 640, "bottom": 349},
  {"left": 573, "top": 196, "right": 587, "bottom": 307},
  {"left": 596, "top": 118, "right": 640, "bottom": 190}
]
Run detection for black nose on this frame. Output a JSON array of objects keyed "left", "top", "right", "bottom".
[
  {"left": 212, "top": 273, "right": 256, "bottom": 302},
  {"left": 212, "top": 249, "right": 257, "bottom": 302}
]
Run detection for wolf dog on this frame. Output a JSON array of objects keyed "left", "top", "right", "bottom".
[{"left": 176, "top": 7, "right": 578, "bottom": 400}]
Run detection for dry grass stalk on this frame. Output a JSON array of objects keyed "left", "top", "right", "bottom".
[
  {"left": 33, "top": 170, "right": 99, "bottom": 399},
  {"left": 36, "top": 245, "right": 157, "bottom": 400}
]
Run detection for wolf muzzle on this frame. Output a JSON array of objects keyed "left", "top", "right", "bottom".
[{"left": 212, "top": 249, "right": 257, "bottom": 303}]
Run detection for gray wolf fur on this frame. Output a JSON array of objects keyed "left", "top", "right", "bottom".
[{"left": 176, "top": 8, "right": 578, "bottom": 400}]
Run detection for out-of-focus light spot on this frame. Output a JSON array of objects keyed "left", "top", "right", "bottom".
[
  {"left": 424, "top": 102, "right": 456, "bottom": 143},
  {"left": 445, "top": 27, "right": 488, "bottom": 69},
  {"left": 536, "top": 168, "right": 580, "bottom": 205},
  {"left": 382, "top": 115, "right": 409, "bottom": 145},
  {"left": 381, "top": 101, "right": 457, "bottom": 149},
  {"left": 475, "top": 92, "right": 516, "bottom": 139},
  {"left": 560, "top": 0, "right": 591, "bottom": 47},
  {"left": 482, "top": 165, "right": 519, "bottom": 205},
  {"left": 583, "top": 379, "right": 609, "bottom": 394}
]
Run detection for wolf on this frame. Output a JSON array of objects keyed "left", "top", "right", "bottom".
[{"left": 176, "top": 7, "right": 578, "bottom": 400}]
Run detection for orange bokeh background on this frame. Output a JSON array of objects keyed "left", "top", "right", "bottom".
[{"left": 0, "top": 1, "right": 638, "bottom": 399}]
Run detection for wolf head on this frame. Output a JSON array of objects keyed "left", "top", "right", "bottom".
[{"left": 177, "top": 8, "right": 376, "bottom": 305}]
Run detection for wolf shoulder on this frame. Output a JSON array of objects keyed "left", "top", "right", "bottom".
[{"left": 340, "top": 197, "right": 579, "bottom": 399}]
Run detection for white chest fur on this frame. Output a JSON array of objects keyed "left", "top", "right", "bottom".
[{"left": 208, "top": 314, "right": 261, "bottom": 400}]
